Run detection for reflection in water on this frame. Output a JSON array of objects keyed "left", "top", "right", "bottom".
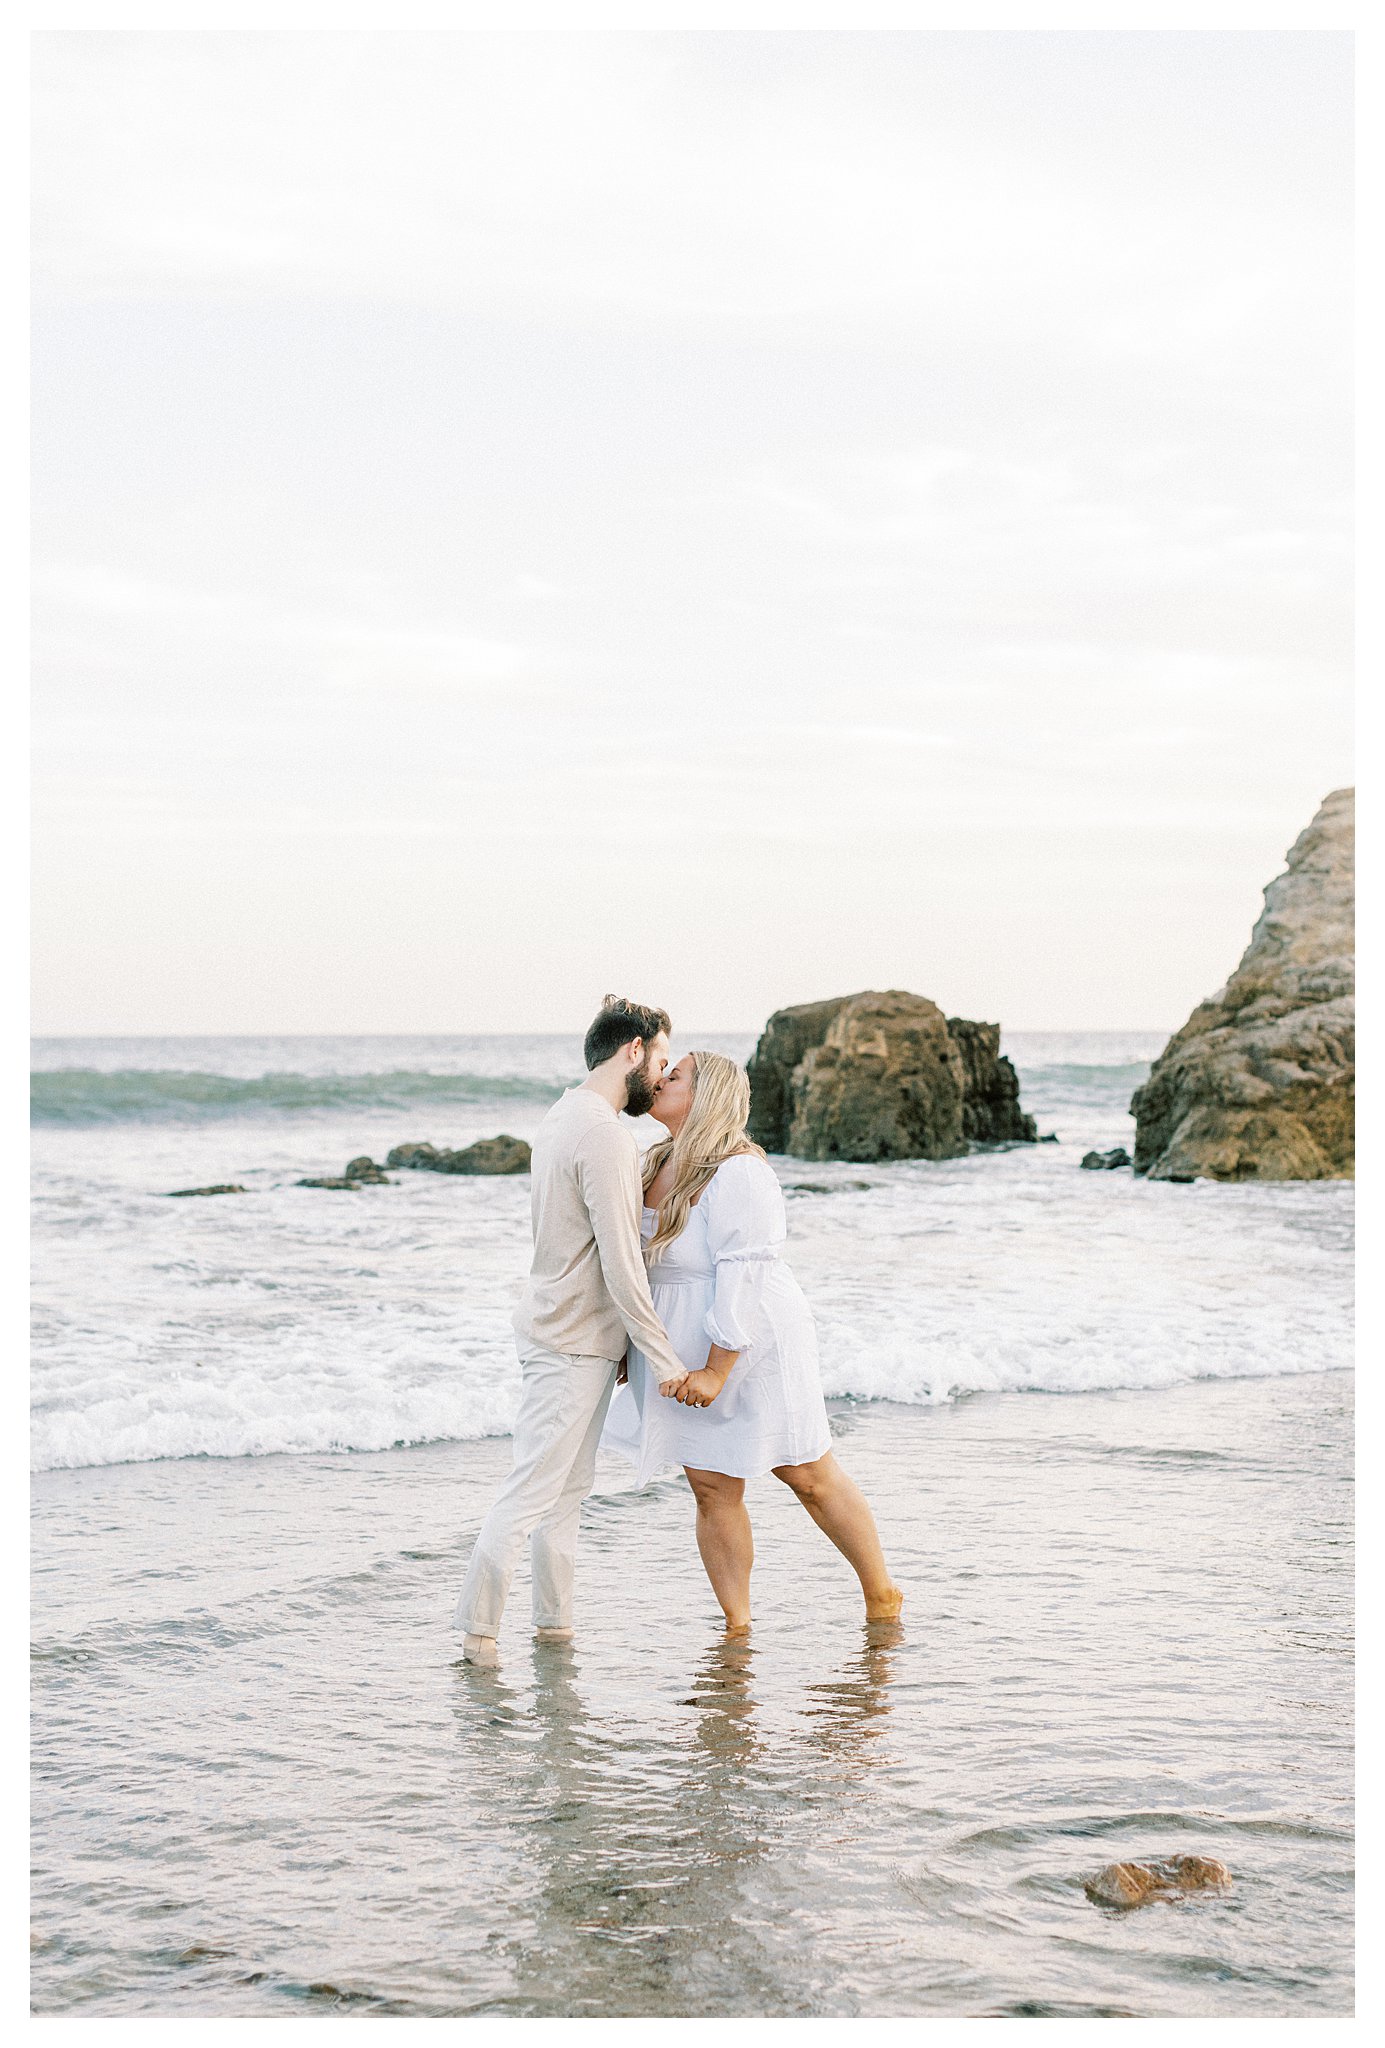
[
  {"left": 449, "top": 1628, "right": 898, "bottom": 2016},
  {"left": 685, "top": 1635, "right": 760, "bottom": 1769},
  {"left": 801, "top": 1628, "right": 900, "bottom": 1782}
]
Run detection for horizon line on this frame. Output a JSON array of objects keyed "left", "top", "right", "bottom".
[{"left": 30, "top": 1023, "right": 1179, "bottom": 1041}]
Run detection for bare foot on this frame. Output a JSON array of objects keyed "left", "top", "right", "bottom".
[
  {"left": 462, "top": 1633, "right": 499, "bottom": 1666},
  {"left": 722, "top": 1616, "right": 752, "bottom": 1636},
  {"left": 865, "top": 1585, "right": 904, "bottom": 1623},
  {"left": 534, "top": 1627, "right": 573, "bottom": 1643}
]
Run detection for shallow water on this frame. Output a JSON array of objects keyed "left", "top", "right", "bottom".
[{"left": 31, "top": 1373, "right": 1353, "bottom": 2017}]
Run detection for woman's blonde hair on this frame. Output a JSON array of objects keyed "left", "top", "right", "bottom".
[{"left": 642, "top": 1050, "right": 765, "bottom": 1261}]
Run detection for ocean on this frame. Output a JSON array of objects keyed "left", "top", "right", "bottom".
[
  {"left": 30, "top": 1032, "right": 1354, "bottom": 2017},
  {"left": 30, "top": 1031, "right": 1353, "bottom": 1472}
]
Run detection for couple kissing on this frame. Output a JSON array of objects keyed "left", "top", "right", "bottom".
[{"left": 455, "top": 995, "right": 902, "bottom": 1664}]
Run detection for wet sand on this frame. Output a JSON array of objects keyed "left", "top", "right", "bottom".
[{"left": 31, "top": 1372, "right": 1353, "bottom": 2016}]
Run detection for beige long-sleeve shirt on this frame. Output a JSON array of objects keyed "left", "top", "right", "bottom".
[{"left": 512, "top": 1087, "right": 687, "bottom": 1384}]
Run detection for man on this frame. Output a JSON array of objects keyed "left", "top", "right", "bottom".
[{"left": 455, "top": 994, "right": 690, "bottom": 1664}]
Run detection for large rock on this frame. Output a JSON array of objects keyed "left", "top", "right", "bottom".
[
  {"left": 1131, "top": 790, "right": 1354, "bottom": 1182},
  {"left": 743, "top": 996, "right": 854, "bottom": 1152},
  {"left": 385, "top": 1135, "right": 531, "bottom": 1175},
  {"left": 946, "top": 1017, "right": 1038, "bottom": 1145},
  {"left": 747, "top": 989, "right": 1035, "bottom": 1162}
]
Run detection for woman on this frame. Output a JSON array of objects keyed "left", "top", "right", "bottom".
[{"left": 602, "top": 1050, "right": 903, "bottom": 1634}]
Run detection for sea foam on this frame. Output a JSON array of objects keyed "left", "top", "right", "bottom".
[{"left": 30, "top": 1033, "right": 1353, "bottom": 1471}]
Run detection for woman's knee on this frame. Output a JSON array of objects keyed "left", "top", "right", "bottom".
[
  {"left": 685, "top": 1466, "right": 744, "bottom": 1510},
  {"left": 772, "top": 1455, "right": 834, "bottom": 1504}
]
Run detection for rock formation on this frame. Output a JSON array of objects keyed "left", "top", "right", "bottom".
[
  {"left": 1081, "top": 1148, "right": 1131, "bottom": 1171},
  {"left": 946, "top": 1018, "right": 1037, "bottom": 1145},
  {"left": 386, "top": 1135, "right": 531, "bottom": 1175},
  {"left": 165, "top": 1184, "right": 246, "bottom": 1197},
  {"left": 746, "top": 990, "right": 1035, "bottom": 1162},
  {"left": 742, "top": 996, "right": 854, "bottom": 1156},
  {"left": 1132, "top": 789, "right": 1354, "bottom": 1182},
  {"left": 1084, "top": 1856, "right": 1232, "bottom": 1910}
]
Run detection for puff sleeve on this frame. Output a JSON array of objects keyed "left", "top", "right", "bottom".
[{"left": 701, "top": 1155, "right": 786, "bottom": 1352}]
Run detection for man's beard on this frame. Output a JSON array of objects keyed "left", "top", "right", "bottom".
[{"left": 623, "top": 1055, "right": 658, "bottom": 1119}]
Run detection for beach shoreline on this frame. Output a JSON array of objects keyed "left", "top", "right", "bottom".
[{"left": 32, "top": 1371, "right": 1353, "bottom": 2018}]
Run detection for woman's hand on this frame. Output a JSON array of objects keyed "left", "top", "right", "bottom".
[
  {"left": 658, "top": 1374, "right": 688, "bottom": 1400},
  {"left": 674, "top": 1367, "right": 727, "bottom": 1408}
]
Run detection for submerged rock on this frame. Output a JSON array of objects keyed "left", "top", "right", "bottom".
[
  {"left": 386, "top": 1135, "right": 531, "bottom": 1175},
  {"left": 297, "top": 1156, "right": 394, "bottom": 1190},
  {"left": 165, "top": 1184, "right": 246, "bottom": 1198},
  {"left": 344, "top": 1156, "right": 391, "bottom": 1184},
  {"left": 782, "top": 1180, "right": 874, "bottom": 1195},
  {"left": 1081, "top": 1148, "right": 1131, "bottom": 1171},
  {"left": 746, "top": 990, "right": 1035, "bottom": 1161},
  {"left": 1084, "top": 1856, "right": 1232, "bottom": 1909},
  {"left": 1132, "top": 789, "right": 1354, "bottom": 1182}
]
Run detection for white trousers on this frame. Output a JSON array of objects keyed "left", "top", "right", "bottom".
[{"left": 454, "top": 1341, "right": 621, "bottom": 1638}]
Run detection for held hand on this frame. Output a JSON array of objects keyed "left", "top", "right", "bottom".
[
  {"left": 616, "top": 1355, "right": 629, "bottom": 1386},
  {"left": 674, "top": 1367, "right": 728, "bottom": 1408},
  {"left": 658, "top": 1374, "right": 689, "bottom": 1400}
]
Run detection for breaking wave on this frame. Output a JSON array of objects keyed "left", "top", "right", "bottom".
[{"left": 31, "top": 1067, "right": 568, "bottom": 1126}]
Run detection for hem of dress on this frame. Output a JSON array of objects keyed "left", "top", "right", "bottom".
[{"left": 620, "top": 1431, "right": 834, "bottom": 1486}]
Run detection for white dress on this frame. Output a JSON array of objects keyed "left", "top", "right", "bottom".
[{"left": 601, "top": 1153, "right": 833, "bottom": 1485}]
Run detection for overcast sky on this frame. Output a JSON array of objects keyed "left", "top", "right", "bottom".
[{"left": 31, "top": 30, "right": 1352, "bottom": 1036}]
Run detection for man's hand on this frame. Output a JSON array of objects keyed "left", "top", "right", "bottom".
[{"left": 616, "top": 1354, "right": 629, "bottom": 1386}]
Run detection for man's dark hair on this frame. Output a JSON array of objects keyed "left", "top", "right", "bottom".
[{"left": 583, "top": 994, "right": 671, "bottom": 1071}]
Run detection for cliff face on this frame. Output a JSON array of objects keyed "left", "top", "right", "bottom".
[
  {"left": 1131, "top": 789, "right": 1354, "bottom": 1182},
  {"left": 746, "top": 990, "right": 1035, "bottom": 1161}
]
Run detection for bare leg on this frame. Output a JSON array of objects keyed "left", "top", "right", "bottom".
[
  {"left": 684, "top": 1467, "right": 753, "bottom": 1631},
  {"left": 772, "top": 1452, "right": 903, "bottom": 1620}
]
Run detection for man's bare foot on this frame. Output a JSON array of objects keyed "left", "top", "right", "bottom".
[
  {"left": 534, "top": 1627, "right": 573, "bottom": 1643},
  {"left": 865, "top": 1585, "right": 904, "bottom": 1622},
  {"left": 462, "top": 1632, "right": 499, "bottom": 1666}
]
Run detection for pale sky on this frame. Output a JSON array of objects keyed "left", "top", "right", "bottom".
[{"left": 31, "top": 30, "right": 1352, "bottom": 1036}]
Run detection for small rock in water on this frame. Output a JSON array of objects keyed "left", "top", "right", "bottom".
[
  {"left": 783, "top": 1180, "right": 873, "bottom": 1195},
  {"left": 1084, "top": 1856, "right": 1231, "bottom": 1909},
  {"left": 386, "top": 1135, "right": 531, "bottom": 1175},
  {"left": 297, "top": 1156, "right": 394, "bottom": 1189},
  {"left": 344, "top": 1156, "right": 391, "bottom": 1184},
  {"left": 166, "top": 1184, "right": 247, "bottom": 1198},
  {"left": 1038, "top": 1131, "right": 1059, "bottom": 1143},
  {"left": 1080, "top": 1148, "right": 1131, "bottom": 1171}
]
